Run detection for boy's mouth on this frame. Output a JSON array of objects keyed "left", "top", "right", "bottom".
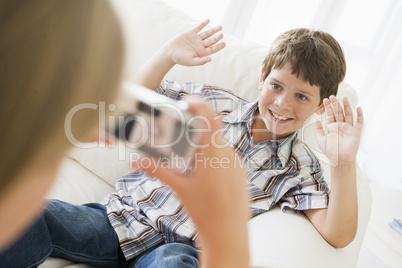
[{"left": 269, "top": 110, "right": 292, "bottom": 121}]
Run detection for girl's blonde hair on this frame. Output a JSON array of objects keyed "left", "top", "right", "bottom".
[{"left": 0, "top": 0, "right": 124, "bottom": 193}]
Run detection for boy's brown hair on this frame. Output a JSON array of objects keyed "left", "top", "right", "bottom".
[{"left": 262, "top": 28, "right": 346, "bottom": 104}]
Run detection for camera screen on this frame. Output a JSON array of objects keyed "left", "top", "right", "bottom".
[{"left": 113, "top": 100, "right": 198, "bottom": 161}]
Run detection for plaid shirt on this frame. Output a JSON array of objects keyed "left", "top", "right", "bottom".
[{"left": 103, "top": 81, "right": 330, "bottom": 260}]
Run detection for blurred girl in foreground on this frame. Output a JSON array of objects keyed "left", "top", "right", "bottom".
[{"left": 0, "top": 1, "right": 249, "bottom": 267}]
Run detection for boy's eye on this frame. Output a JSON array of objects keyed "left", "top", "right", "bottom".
[
  {"left": 296, "top": 93, "right": 307, "bottom": 100},
  {"left": 271, "top": 84, "right": 281, "bottom": 90}
]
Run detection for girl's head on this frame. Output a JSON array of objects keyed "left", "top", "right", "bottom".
[{"left": 0, "top": 0, "right": 124, "bottom": 249}]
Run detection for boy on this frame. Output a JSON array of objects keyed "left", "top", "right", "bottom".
[{"left": 105, "top": 18, "right": 364, "bottom": 262}]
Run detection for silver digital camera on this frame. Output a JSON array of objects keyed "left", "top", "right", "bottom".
[{"left": 110, "top": 82, "right": 202, "bottom": 170}]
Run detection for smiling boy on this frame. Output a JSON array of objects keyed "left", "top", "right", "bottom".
[
  {"left": 255, "top": 62, "right": 322, "bottom": 141},
  {"left": 104, "top": 20, "right": 364, "bottom": 262}
]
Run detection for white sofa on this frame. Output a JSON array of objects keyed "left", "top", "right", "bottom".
[{"left": 42, "top": 0, "right": 372, "bottom": 267}]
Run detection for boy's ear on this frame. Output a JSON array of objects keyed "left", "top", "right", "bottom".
[
  {"left": 259, "top": 67, "right": 265, "bottom": 90},
  {"left": 316, "top": 103, "right": 325, "bottom": 115}
]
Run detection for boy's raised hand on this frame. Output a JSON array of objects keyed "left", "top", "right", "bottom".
[
  {"left": 164, "top": 19, "right": 226, "bottom": 66},
  {"left": 133, "top": 19, "right": 226, "bottom": 90},
  {"left": 315, "top": 96, "right": 364, "bottom": 166}
]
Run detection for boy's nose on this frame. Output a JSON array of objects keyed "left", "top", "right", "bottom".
[{"left": 275, "top": 93, "right": 292, "bottom": 110}]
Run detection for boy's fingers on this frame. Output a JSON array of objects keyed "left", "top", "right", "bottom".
[
  {"left": 203, "top": 32, "right": 224, "bottom": 48},
  {"left": 323, "top": 98, "right": 336, "bottom": 124},
  {"left": 314, "top": 118, "right": 325, "bottom": 138},
  {"left": 205, "top": 42, "right": 226, "bottom": 56},
  {"left": 189, "top": 56, "right": 211, "bottom": 66},
  {"left": 199, "top": 25, "right": 223, "bottom": 40},
  {"left": 192, "top": 19, "right": 210, "bottom": 34},
  {"left": 342, "top": 97, "right": 354, "bottom": 125},
  {"left": 355, "top": 106, "right": 364, "bottom": 131},
  {"left": 330, "top": 95, "right": 344, "bottom": 122}
]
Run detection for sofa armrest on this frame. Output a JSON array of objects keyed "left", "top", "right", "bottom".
[{"left": 248, "top": 167, "right": 371, "bottom": 268}]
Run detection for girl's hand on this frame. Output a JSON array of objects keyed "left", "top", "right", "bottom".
[{"left": 139, "top": 97, "right": 250, "bottom": 268}]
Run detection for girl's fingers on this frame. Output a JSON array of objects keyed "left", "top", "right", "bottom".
[
  {"left": 135, "top": 102, "right": 218, "bottom": 195},
  {"left": 183, "top": 96, "right": 221, "bottom": 133},
  {"left": 183, "top": 96, "right": 228, "bottom": 156},
  {"left": 139, "top": 156, "right": 188, "bottom": 195}
]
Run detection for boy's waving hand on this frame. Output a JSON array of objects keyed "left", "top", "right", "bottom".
[
  {"left": 134, "top": 19, "right": 226, "bottom": 90},
  {"left": 315, "top": 96, "right": 364, "bottom": 166},
  {"left": 305, "top": 96, "right": 364, "bottom": 248},
  {"left": 165, "top": 19, "right": 226, "bottom": 66}
]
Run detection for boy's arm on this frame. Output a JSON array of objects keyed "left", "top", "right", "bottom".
[
  {"left": 305, "top": 96, "right": 364, "bottom": 248},
  {"left": 132, "top": 19, "right": 226, "bottom": 90}
]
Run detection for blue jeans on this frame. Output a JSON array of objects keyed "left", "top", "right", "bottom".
[{"left": 0, "top": 200, "right": 198, "bottom": 268}]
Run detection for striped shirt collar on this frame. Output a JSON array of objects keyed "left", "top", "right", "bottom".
[{"left": 221, "top": 100, "right": 297, "bottom": 167}]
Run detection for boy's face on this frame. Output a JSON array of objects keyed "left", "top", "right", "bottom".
[{"left": 257, "top": 62, "right": 323, "bottom": 140}]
